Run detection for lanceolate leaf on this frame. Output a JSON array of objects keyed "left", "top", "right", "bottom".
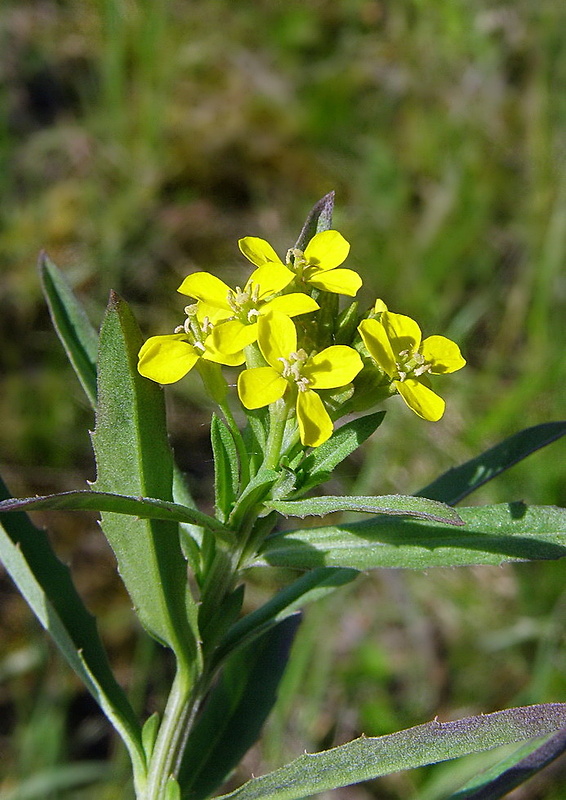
[
  {"left": 39, "top": 252, "right": 99, "bottom": 407},
  {"left": 268, "top": 495, "right": 463, "bottom": 526},
  {"left": 211, "top": 415, "right": 240, "bottom": 523},
  {"left": 0, "top": 491, "right": 229, "bottom": 537},
  {"left": 91, "top": 293, "right": 198, "bottom": 659},
  {"left": 214, "top": 704, "right": 566, "bottom": 800},
  {"left": 179, "top": 615, "right": 301, "bottom": 800},
  {"left": 0, "top": 476, "right": 146, "bottom": 787},
  {"left": 417, "top": 422, "right": 566, "bottom": 505},
  {"left": 294, "top": 191, "right": 335, "bottom": 249},
  {"left": 295, "top": 411, "right": 386, "bottom": 494},
  {"left": 258, "top": 503, "right": 566, "bottom": 571}
]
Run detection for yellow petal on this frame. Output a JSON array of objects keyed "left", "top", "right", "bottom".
[
  {"left": 138, "top": 335, "right": 199, "bottom": 384},
  {"left": 307, "top": 268, "right": 362, "bottom": 296},
  {"left": 238, "top": 367, "right": 287, "bottom": 409},
  {"left": 381, "top": 311, "right": 422, "bottom": 356},
  {"left": 421, "top": 335, "right": 466, "bottom": 374},
  {"left": 177, "top": 272, "right": 231, "bottom": 308},
  {"left": 358, "top": 318, "right": 397, "bottom": 377},
  {"left": 373, "top": 298, "right": 388, "bottom": 314},
  {"left": 395, "top": 378, "right": 445, "bottom": 421},
  {"left": 264, "top": 293, "right": 320, "bottom": 317},
  {"left": 202, "top": 335, "right": 245, "bottom": 366},
  {"left": 296, "top": 389, "right": 333, "bottom": 447},
  {"left": 305, "top": 346, "right": 363, "bottom": 389},
  {"left": 257, "top": 311, "right": 297, "bottom": 369},
  {"left": 196, "top": 301, "right": 232, "bottom": 324},
  {"left": 246, "top": 262, "right": 295, "bottom": 299},
  {"left": 239, "top": 236, "right": 282, "bottom": 266},
  {"left": 211, "top": 319, "right": 259, "bottom": 354},
  {"left": 304, "top": 230, "right": 350, "bottom": 270}
]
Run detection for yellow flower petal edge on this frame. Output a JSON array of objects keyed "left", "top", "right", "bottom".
[
  {"left": 257, "top": 311, "right": 297, "bottom": 369},
  {"left": 296, "top": 389, "right": 333, "bottom": 447},
  {"left": 308, "top": 268, "right": 362, "bottom": 297},
  {"left": 178, "top": 272, "right": 231, "bottom": 307},
  {"left": 421, "top": 335, "right": 466, "bottom": 374},
  {"left": 266, "top": 293, "right": 320, "bottom": 317},
  {"left": 238, "top": 366, "right": 287, "bottom": 409},
  {"left": 303, "top": 230, "right": 350, "bottom": 271},
  {"left": 358, "top": 318, "right": 397, "bottom": 377},
  {"left": 138, "top": 335, "right": 200, "bottom": 384},
  {"left": 305, "top": 345, "right": 363, "bottom": 389},
  {"left": 395, "top": 379, "right": 446, "bottom": 422},
  {"left": 239, "top": 236, "right": 282, "bottom": 266},
  {"left": 246, "top": 262, "right": 294, "bottom": 298}
]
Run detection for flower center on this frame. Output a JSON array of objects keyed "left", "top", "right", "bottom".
[
  {"left": 226, "top": 282, "right": 262, "bottom": 323},
  {"left": 395, "top": 349, "right": 432, "bottom": 382},
  {"left": 174, "top": 304, "right": 213, "bottom": 346},
  {"left": 286, "top": 248, "right": 309, "bottom": 280},
  {"left": 278, "top": 349, "right": 311, "bottom": 392}
]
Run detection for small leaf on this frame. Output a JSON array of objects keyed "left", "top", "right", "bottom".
[
  {"left": 211, "top": 415, "right": 240, "bottom": 522},
  {"left": 296, "top": 412, "right": 385, "bottom": 494},
  {"left": 294, "top": 191, "right": 335, "bottom": 250},
  {"left": 165, "top": 777, "right": 182, "bottom": 800},
  {"left": 259, "top": 503, "right": 566, "bottom": 571},
  {"left": 215, "top": 704, "right": 566, "bottom": 800},
  {"left": 178, "top": 615, "right": 301, "bottom": 800},
  {"left": 39, "top": 252, "right": 98, "bottom": 406},
  {"left": 0, "top": 491, "right": 230, "bottom": 536},
  {"left": 269, "top": 494, "right": 463, "bottom": 525},
  {"left": 142, "top": 713, "right": 160, "bottom": 760},
  {"left": 229, "top": 467, "right": 279, "bottom": 529},
  {"left": 417, "top": 421, "right": 566, "bottom": 505}
]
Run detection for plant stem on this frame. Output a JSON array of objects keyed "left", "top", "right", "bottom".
[
  {"left": 143, "top": 664, "right": 198, "bottom": 800},
  {"left": 263, "top": 398, "right": 290, "bottom": 471}
]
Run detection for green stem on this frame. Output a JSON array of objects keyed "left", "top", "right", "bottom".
[
  {"left": 143, "top": 664, "right": 199, "bottom": 800},
  {"left": 263, "top": 398, "right": 291, "bottom": 471}
]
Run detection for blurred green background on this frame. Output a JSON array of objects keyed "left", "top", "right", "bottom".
[{"left": 0, "top": 1, "right": 565, "bottom": 797}]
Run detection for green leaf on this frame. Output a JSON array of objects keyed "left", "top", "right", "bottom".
[
  {"left": 91, "top": 292, "right": 198, "bottom": 659},
  {"left": 178, "top": 615, "right": 300, "bottom": 800},
  {"left": 447, "top": 728, "right": 566, "bottom": 799},
  {"left": 38, "top": 252, "right": 99, "bottom": 407},
  {"left": 228, "top": 467, "right": 280, "bottom": 529},
  {"left": 268, "top": 494, "right": 463, "bottom": 525},
  {"left": 294, "top": 191, "right": 335, "bottom": 250},
  {"left": 213, "top": 567, "right": 358, "bottom": 671},
  {"left": 0, "top": 491, "right": 230, "bottom": 537},
  {"left": 417, "top": 422, "right": 566, "bottom": 505},
  {"left": 211, "top": 414, "right": 240, "bottom": 523},
  {"left": 296, "top": 411, "right": 385, "bottom": 494},
  {"left": 0, "top": 476, "right": 145, "bottom": 785},
  {"left": 214, "top": 704, "right": 566, "bottom": 800},
  {"left": 258, "top": 503, "right": 566, "bottom": 570}
]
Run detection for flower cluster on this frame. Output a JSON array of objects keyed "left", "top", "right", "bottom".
[{"left": 138, "top": 230, "right": 465, "bottom": 448}]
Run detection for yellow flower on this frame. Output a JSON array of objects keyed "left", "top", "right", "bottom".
[
  {"left": 138, "top": 304, "right": 244, "bottom": 384},
  {"left": 240, "top": 230, "right": 362, "bottom": 297},
  {"left": 358, "top": 302, "right": 466, "bottom": 421},
  {"left": 177, "top": 261, "right": 319, "bottom": 355},
  {"left": 238, "top": 311, "right": 363, "bottom": 447}
]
